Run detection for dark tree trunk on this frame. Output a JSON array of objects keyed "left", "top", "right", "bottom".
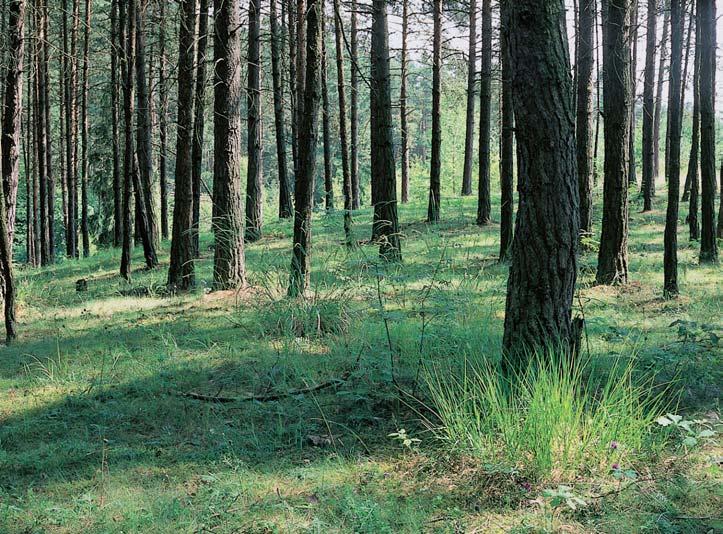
[
  {"left": 641, "top": 0, "right": 657, "bottom": 211},
  {"left": 289, "top": 0, "right": 322, "bottom": 297},
  {"left": 120, "top": 0, "right": 136, "bottom": 280},
  {"left": 653, "top": 2, "right": 670, "bottom": 185},
  {"left": 686, "top": 19, "right": 700, "bottom": 242},
  {"left": 498, "top": 5, "right": 514, "bottom": 262},
  {"left": 697, "top": 0, "right": 718, "bottom": 262},
  {"left": 427, "top": 0, "right": 442, "bottom": 223},
  {"left": 502, "top": 0, "right": 580, "bottom": 367},
  {"left": 680, "top": 2, "right": 694, "bottom": 201},
  {"left": 350, "top": 0, "right": 360, "bottom": 209},
  {"left": 80, "top": 0, "right": 91, "bottom": 257},
  {"left": 24, "top": 47, "right": 37, "bottom": 266},
  {"left": 596, "top": 0, "right": 631, "bottom": 286},
  {"left": 167, "top": 0, "right": 197, "bottom": 290},
  {"left": 271, "top": 0, "right": 293, "bottom": 219},
  {"left": 321, "top": 16, "right": 333, "bottom": 211},
  {"left": 35, "top": 0, "right": 53, "bottom": 265},
  {"left": 111, "top": 0, "right": 123, "bottom": 246},
  {"left": 288, "top": 0, "right": 298, "bottom": 179},
  {"left": 66, "top": 0, "right": 80, "bottom": 258},
  {"left": 628, "top": 1, "right": 639, "bottom": 187},
  {"left": 476, "top": 0, "right": 492, "bottom": 225},
  {"left": 246, "top": 0, "right": 264, "bottom": 242},
  {"left": 577, "top": 0, "right": 595, "bottom": 238},
  {"left": 333, "top": 0, "right": 353, "bottom": 243},
  {"left": 662, "top": 0, "right": 684, "bottom": 296},
  {"left": 400, "top": 0, "right": 409, "bottom": 204},
  {"left": 158, "top": 0, "right": 169, "bottom": 240},
  {"left": 191, "top": 0, "right": 209, "bottom": 256},
  {"left": 212, "top": 0, "right": 246, "bottom": 289},
  {"left": 295, "top": 0, "right": 306, "bottom": 160},
  {"left": 461, "top": 0, "right": 476, "bottom": 197},
  {"left": 370, "top": 0, "right": 401, "bottom": 261}
]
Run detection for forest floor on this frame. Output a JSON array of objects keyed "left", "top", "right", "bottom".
[{"left": 0, "top": 191, "right": 721, "bottom": 533}]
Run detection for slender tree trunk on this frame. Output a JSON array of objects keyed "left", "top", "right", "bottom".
[
  {"left": 212, "top": 0, "right": 246, "bottom": 289},
  {"left": 577, "top": 0, "right": 595, "bottom": 238},
  {"left": 191, "top": 0, "right": 209, "bottom": 255},
  {"left": 680, "top": 2, "right": 694, "bottom": 201},
  {"left": 246, "top": 0, "right": 264, "bottom": 242},
  {"left": 400, "top": 0, "right": 409, "bottom": 203},
  {"left": 59, "top": 19, "right": 68, "bottom": 241},
  {"left": 662, "top": 0, "right": 684, "bottom": 296},
  {"left": 321, "top": 16, "right": 333, "bottom": 211},
  {"left": 350, "top": 0, "right": 360, "bottom": 209},
  {"left": 80, "top": 0, "right": 92, "bottom": 257},
  {"left": 641, "top": 0, "right": 657, "bottom": 210},
  {"left": 158, "top": 0, "right": 169, "bottom": 240},
  {"left": 628, "top": 1, "right": 639, "bottom": 187},
  {"left": 295, "top": 0, "right": 306, "bottom": 157},
  {"left": 697, "top": 0, "right": 717, "bottom": 262},
  {"left": 653, "top": 2, "right": 670, "bottom": 185},
  {"left": 427, "top": 0, "right": 442, "bottom": 223},
  {"left": 288, "top": 0, "right": 298, "bottom": 179},
  {"left": 461, "top": 0, "right": 476, "bottom": 197},
  {"left": 67, "top": 0, "right": 80, "bottom": 258},
  {"left": 24, "top": 47, "right": 36, "bottom": 266},
  {"left": 498, "top": 8, "right": 514, "bottom": 262},
  {"left": 502, "top": 0, "right": 580, "bottom": 367},
  {"left": 271, "top": 0, "right": 293, "bottom": 219},
  {"left": 35, "top": 0, "right": 53, "bottom": 265},
  {"left": 120, "top": 0, "right": 135, "bottom": 280},
  {"left": 289, "top": 0, "right": 322, "bottom": 297},
  {"left": 111, "top": 0, "right": 123, "bottom": 246},
  {"left": 168, "top": 0, "right": 197, "bottom": 289},
  {"left": 686, "top": 19, "right": 700, "bottom": 241},
  {"left": 476, "top": 0, "right": 492, "bottom": 225}
]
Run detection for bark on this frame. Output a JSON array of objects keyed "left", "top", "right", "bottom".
[
  {"left": 427, "top": 0, "right": 442, "bottom": 223},
  {"left": 158, "top": 0, "right": 169, "bottom": 240},
  {"left": 350, "top": 0, "right": 360, "bottom": 209},
  {"left": 321, "top": 16, "right": 333, "bottom": 211},
  {"left": 502, "top": 0, "right": 580, "bottom": 367},
  {"left": 576, "top": 0, "right": 595, "bottom": 237},
  {"left": 295, "top": 0, "right": 306, "bottom": 159},
  {"left": 35, "top": 0, "right": 53, "bottom": 265},
  {"left": 168, "top": 0, "right": 197, "bottom": 289},
  {"left": 289, "top": 0, "right": 322, "bottom": 297},
  {"left": 400, "top": 0, "right": 409, "bottom": 203},
  {"left": 641, "top": 0, "right": 657, "bottom": 211},
  {"left": 680, "top": 2, "right": 694, "bottom": 200},
  {"left": 120, "top": 0, "right": 135, "bottom": 280},
  {"left": 191, "top": 0, "right": 210, "bottom": 255},
  {"left": 461, "top": 0, "right": 477, "bottom": 197},
  {"left": 697, "top": 0, "right": 717, "bottom": 262},
  {"left": 212, "top": 0, "right": 246, "bottom": 289},
  {"left": 66, "top": 0, "right": 80, "bottom": 258},
  {"left": 476, "top": 0, "right": 492, "bottom": 225},
  {"left": 246, "top": 0, "right": 264, "bottom": 242},
  {"left": 498, "top": 6, "right": 513, "bottom": 262},
  {"left": 24, "top": 45, "right": 36, "bottom": 266},
  {"left": 288, "top": 0, "right": 298, "bottom": 178},
  {"left": 111, "top": 0, "right": 123, "bottom": 245},
  {"left": 628, "top": 1, "right": 639, "bottom": 187},
  {"left": 596, "top": 0, "right": 631, "bottom": 286},
  {"left": 271, "top": 0, "right": 293, "bottom": 219},
  {"left": 662, "top": 0, "right": 684, "bottom": 295},
  {"left": 686, "top": 19, "right": 700, "bottom": 241},
  {"left": 371, "top": 0, "right": 401, "bottom": 261},
  {"left": 80, "top": 0, "right": 92, "bottom": 257},
  {"left": 653, "top": 2, "right": 669, "bottom": 184}
]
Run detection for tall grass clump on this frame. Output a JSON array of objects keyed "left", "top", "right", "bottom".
[{"left": 424, "top": 350, "right": 667, "bottom": 481}]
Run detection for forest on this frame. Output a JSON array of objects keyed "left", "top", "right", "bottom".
[{"left": 0, "top": 0, "right": 721, "bottom": 531}]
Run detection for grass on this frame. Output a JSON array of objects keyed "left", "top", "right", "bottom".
[{"left": 0, "top": 174, "right": 721, "bottom": 533}]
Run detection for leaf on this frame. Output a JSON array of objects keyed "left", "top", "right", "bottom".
[
  {"left": 682, "top": 436, "right": 698, "bottom": 447},
  {"left": 667, "top": 414, "right": 683, "bottom": 424},
  {"left": 656, "top": 416, "right": 673, "bottom": 427},
  {"left": 698, "top": 429, "right": 715, "bottom": 438}
]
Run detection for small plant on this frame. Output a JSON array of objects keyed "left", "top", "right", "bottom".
[
  {"left": 542, "top": 485, "right": 587, "bottom": 511},
  {"left": 388, "top": 429, "right": 421, "bottom": 451},
  {"left": 669, "top": 320, "right": 720, "bottom": 347},
  {"left": 655, "top": 413, "right": 717, "bottom": 448}
]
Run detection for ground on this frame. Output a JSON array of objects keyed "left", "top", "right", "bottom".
[{"left": 0, "top": 190, "right": 721, "bottom": 533}]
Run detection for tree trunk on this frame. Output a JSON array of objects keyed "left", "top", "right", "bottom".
[
  {"left": 158, "top": 0, "right": 169, "bottom": 240},
  {"left": 35, "top": 0, "right": 53, "bottom": 265},
  {"left": 461, "top": 0, "right": 476, "bottom": 197},
  {"left": 320, "top": 14, "right": 333, "bottom": 211},
  {"left": 120, "top": 0, "right": 135, "bottom": 280},
  {"left": 246, "top": 0, "right": 264, "bottom": 242},
  {"left": 628, "top": 1, "right": 639, "bottom": 187},
  {"left": 596, "top": 0, "right": 631, "bottom": 286},
  {"left": 686, "top": 18, "right": 700, "bottom": 242},
  {"left": 697, "top": 0, "right": 717, "bottom": 262},
  {"left": 66, "top": 0, "right": 80, "bottom": 258},
  {"left": 288, "top": 0, "right": 298, "bottom": 180},
  {"left": 212, "top": 0, "right": 246, "bottom": 290},
  {"left": 498, "top": 4, "right": 513, "bottom": 262},
  {"left": 191, "top": 0, "right": 209, "bottom": 256},
  {"left": 400, "top": 0, "right": 409, "bottom": 204},
  {"left": 289, "top": 0, "right": 322, "bottom": 297},
  {"left": 653, "top": 2, "right": 670, "bottom": 185},
  {"left": 427, "top": 0, "right": 442, "bottom": 223},
  {"left": 271, "top": 0, "right": 293, "bottom": 219},
  {"left": 662, "top": 0, "right": 684, "bottom": 296},
  {"left": 476, "top": 0, "right": 492, "bottom": 225},
  {"left": 24, "top": 45, "right": 36, "bottom": 266},
  {"left": 80, "top": 0, "right": 92, "bottom": 257},
  {"left": 680, "top": 2, "right": 694, "bottom": 201},
  {"left": 502, "top": 0, "right": 580, "bottom": 367},
  {"left": 641, "top": 0, "right": 657, "bottom": 211},
  {"left": 576, "top": 0, "right": 595, "bottom": 238},
  {"left": 111, "top": 0, "right": 123, "bottom": 246},
  {"left": 370, "top": 0, "right": 401, "bottom": 261},
  {"left": 350, "top": 0, "right": 360, "bottom": 209}
]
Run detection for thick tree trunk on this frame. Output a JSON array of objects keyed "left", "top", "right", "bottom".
[
  {"left": 111, "top": 0, "right": 123, "bottom": 246},
  {"left": 596, "top": 0, "right": 631, "bottom": 286},
  {"left": 212, "top": 0, "right": 246, "bottom": 290},
  {"left": 498, "top": 5, "right": 513, "bottom": 262},
  {"left": 289, "top": 0, "right": 322, "bottom": 297},
  {"left": 158, "top": 0, "right": 169, "bottom": 240},
  {"left": 662, "top": 0, "right": 684, "bottom": 296},
  {"left": 476, "top": 0, "right": 492, "bottom": 225},
  {"left": 80, "top": 0, "right": 92, "bottom": 257},
  {"left": 697, "top": 0, "right": 718, "bottom": 262},
  {"left": 370, "top": 0, "right": 401, "bottom": 261},
  {"left": 641, "top": 0, "right": 657, "bottom": 211},
  {"left": 461, "top": 0, "right": 476, "bottom": 197},
  {"left": 246, "top": 0, "right": 264, "bottom": 242},
  {"left": 577, "top": 0, "right": 595, "bottom": 238},
  {"left": 271, "top": 0, "right": 293, "bottom": 219},
  {"left": 191, "top": 0, "right": 209, "bottom": 256},
  {"left": 502, "top": 0, "right": 580, "bottom": 367},
  {"left": 168, "top": 0, "right": 197, "bottom": 290},
  {"left": 653, "top": 2, "right": 670, "bottom": 185},
  {"left": 400, "top": 0, "right": 409, "bottom": 204},
  {"left": 427, "top": 0, "right": 442, "bottom": 223},
  {"left": 350, "top": 0, "right": 360, "bottom": 209}
]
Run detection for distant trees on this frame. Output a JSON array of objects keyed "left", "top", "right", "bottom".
[
  {"left": 461, "top": 0, "right": 476, "bottom": 198},
  {"left": 641, "top": 0, "right": 657, "bottom": 212},
  {"left": 246, "top": 0, "right": 264, "bottom": 243},
  {"left": 476, "top": 0, "right": 492, "bottom": 226},
  {"left": 576, "top": 0, "right": 595, "bottom": 238},
  {"left": 427, "top": 0, "right": 442, "bottom": 223}
]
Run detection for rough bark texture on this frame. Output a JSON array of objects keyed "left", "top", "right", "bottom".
[
  {"left": 371, "top": 0, "right": 401, "bottom": 261},
  {"left": 191, "top": 0, "right": 209, "bottom": 256},
  {"left": 158, "top": 0, "right": 169, "bottom": 240},
  {"left": 461, "top": 0, "right": 477, "bottom": 197},
  {"left": 498, "top": 6, "right": 514, "bottom": 262},
  {"left": 80, "top": 0, "right": 91, "bottom": 257},
  {"left": 596, "top": 0, "right": 631, "bottom": 286},
  {"left": 246, "top": 0, "right": 264, "bottom": 242},
  {"left": 168, "top": 0, "right": 197, "bottom": 290},
  {"left": 111, "top": 0, "right": 122, "bottom": 246},
  {"left": 641, "top": 0, "right": 657, "bottom": 211},
  {"left": 321, "top": 20, "right": 333, "bottom": 211},
  {"left": 212, "top": 0, "right": 246, "bottom": 290},
  {"left": 628, "top": 1, "right": 639, "bottom": 187},
  {"left": 502, "top": 0, "right": 580, "bottom": 367},
  {"left": 663, "top": 0, "right": 684, "bottom": 296},
  {"left": 427, "top": 0, "right": 442, "bottom": 223},
  {"left": 697, "top": 0, "right": 718, "bottom": 262},
  {"left": 686, "top": 21, "right": 700, "bottom": 242},
  {"left": 271, "top": 0, "right": 293, "bottom": 219},
  {"left": 289, "top": 0, "right": 322, "bottom": 297},
  {"left": 120, "top": 0, "right": 134, "bottom": 280},
  {"left": 476, "top": 0, "right": 492, "bottom": 225},
  {"left": 350, "top": 0, "right": 360, "bottom": 209},
  {"left": 400, "top": 0, "right": 410, "bottom": 203},
  {"left": 576, "top": 0, "right": 595, "bottom": 237}
]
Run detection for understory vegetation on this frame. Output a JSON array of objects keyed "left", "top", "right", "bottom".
[{"left": 1, "top": 186, "right": 720, "bottom": 533}]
